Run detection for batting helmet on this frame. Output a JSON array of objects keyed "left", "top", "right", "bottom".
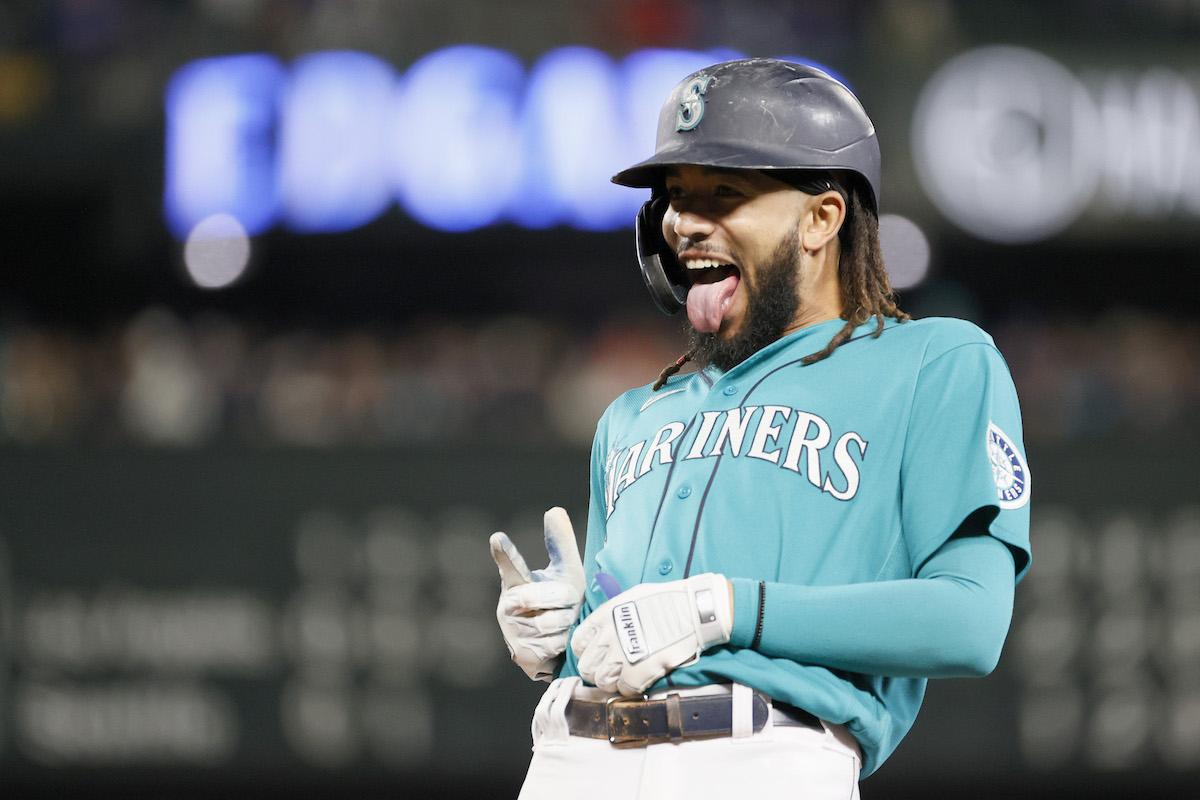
[{"left": 612, "top": 58, "right": 881, "bottom": 315}]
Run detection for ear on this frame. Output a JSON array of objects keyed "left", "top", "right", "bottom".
[{"left": 800, "top": 190, "right": 846, "bottom": 252}]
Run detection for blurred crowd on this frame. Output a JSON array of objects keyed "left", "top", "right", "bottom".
[
  {"left": 992, "top": 311, "right": 1200, "bottom": 444},
  {"left": 0, "top": 307, "right": 681, "bottom": 448},
  {"left": 1, "top": 306, "right": 1196, "bottom": 449}
]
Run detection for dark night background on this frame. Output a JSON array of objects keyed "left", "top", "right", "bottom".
[{"left": 1, "top": 2, "right": 1199, "bottom": 798}]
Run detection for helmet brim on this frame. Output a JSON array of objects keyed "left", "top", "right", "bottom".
[
  {"left": 612, "top": 138, "right": 876, "bottom": 191},
  {"left": 613, "top": 138, "right": 802, "bottom": 187}
]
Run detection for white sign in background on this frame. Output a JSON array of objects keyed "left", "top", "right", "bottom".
[{"left": 912, "top": 45, "right": 1200, "bottom": 243}]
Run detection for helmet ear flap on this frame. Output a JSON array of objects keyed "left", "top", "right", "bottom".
[{"left": 635, "top": 195, "right": 687, "bottom": 315}]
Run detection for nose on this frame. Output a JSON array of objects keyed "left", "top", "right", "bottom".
[{"left": 664, "top": 205, "right": 715, "bottom": 246}]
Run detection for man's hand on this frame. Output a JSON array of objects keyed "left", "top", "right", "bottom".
[
  {"left": 489, "top": 507, "right": 585, "bottom": 681},
  {"left": 570, "top": 573, "right": 732, "bottom": 696}
]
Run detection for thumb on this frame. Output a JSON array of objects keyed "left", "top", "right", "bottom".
[
  {"left": 490, "top": 532, "right": 532, "bottom": 590},
  {"left": 541, "top": 507, "right": 584, "bottom": 587}
]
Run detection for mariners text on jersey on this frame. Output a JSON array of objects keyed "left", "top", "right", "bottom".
[{"left": 604, "top": 406, "right": 868, "bottom": 516}]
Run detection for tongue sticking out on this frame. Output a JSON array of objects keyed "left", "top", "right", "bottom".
[{"left": 686, "top": 274, "right": 740, "bottom": 333}]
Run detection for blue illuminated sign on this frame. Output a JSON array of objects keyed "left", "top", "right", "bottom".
[
  {"left": 165, "top": 54, "right": 286, "bottom": 237},
  {"left": 279, "top": 51, "right": 397, "bottom": 233},
  {"left": 391, "top": 45, "right": 528, "bottom": 232},
  {"left": 164, "top": 46, "right": 843, "bottom": 237}
]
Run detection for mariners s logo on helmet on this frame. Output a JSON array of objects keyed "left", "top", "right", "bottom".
[{"left": 675, "top": 75, "right": 712, "bottom": 131}]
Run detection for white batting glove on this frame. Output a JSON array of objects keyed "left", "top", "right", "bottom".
[
  {"left": 570, "top": 573, "right": 732, "bottom": 696},
  {"left": 489, "top": 507, "right": 585, "bottom": 682}
]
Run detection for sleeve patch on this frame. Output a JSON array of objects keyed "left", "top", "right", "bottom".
[{"left": 987, "top": 421, "right": 1030, "bottom": 509}]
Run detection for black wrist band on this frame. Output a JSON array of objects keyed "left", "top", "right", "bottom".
[{"left": 750, "top": 581, "right": 766, "bottom": 650}]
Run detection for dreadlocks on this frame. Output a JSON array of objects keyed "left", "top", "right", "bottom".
[{"left": 800, "top": 182, "right": 909, "bottom": 367}]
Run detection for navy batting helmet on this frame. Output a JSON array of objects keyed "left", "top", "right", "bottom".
[{"left": 613, "top": 58, "right": 881, "bottom": 315}]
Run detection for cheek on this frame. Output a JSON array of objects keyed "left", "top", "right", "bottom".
[{"left": 660, "top": 210, "right": 679, "bottom": 247}]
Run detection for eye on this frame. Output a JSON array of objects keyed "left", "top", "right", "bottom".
[{"left": 714, "top": 183, "right": 744, "bottom": 198}]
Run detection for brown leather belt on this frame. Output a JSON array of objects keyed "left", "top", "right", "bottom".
[{"left": 564, "top": 692, "right": 822, "bottom": 747}]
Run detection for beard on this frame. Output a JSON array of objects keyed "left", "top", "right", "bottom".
[{"left": 685, "top": 229, "right": 804, "bottom": 372}]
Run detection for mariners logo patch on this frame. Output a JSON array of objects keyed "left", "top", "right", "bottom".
[{"left": 987, "top": 422, "right": 1029, "bottom": 509}]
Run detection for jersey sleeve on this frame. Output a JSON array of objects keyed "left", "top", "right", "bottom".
[
  {"left": 728, "top": 531, "right": 1016, "bottom": 677},
  {"left": 901, "top": 334, "right": 1032, "bottom": 581}
]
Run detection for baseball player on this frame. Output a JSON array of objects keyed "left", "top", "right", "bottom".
[{"left": 491, "top": 58, "right": 1031, "bottom": 799}]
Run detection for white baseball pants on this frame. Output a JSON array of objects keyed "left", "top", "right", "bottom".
[{"left": 516, "top": 678, "right": 862, "bottom": 800}]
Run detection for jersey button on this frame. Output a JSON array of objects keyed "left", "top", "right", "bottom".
[
  {"left": 676, "top": 484, "right": 692, "bottom": 499},
  {"left": 723, "top": 385, "right": 739, "bottom": 396},
  {"left": 658, "top": 560, "right": 673, "bottom": 575}
]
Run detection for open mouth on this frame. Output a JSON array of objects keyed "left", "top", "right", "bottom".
[
  {"left": 684, "top": 257, "right": 740, "bottom": 285},
  {"left": 682, "top": 257, "right": 741, "bottom": 333}
]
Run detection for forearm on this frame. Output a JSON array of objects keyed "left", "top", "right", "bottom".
[{"left": 729, "top": 534, "right": 1016, "bottom": 678}]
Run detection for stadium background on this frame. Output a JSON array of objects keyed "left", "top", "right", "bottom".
[{"left": 1, "top": 1, "right": 1198, "bottom": 797}]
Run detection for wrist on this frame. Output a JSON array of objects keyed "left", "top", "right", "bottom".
[
  {"left": 689, "top": 573, "right": 733, "bottom": 647},
  {"left": 727, "top": 577, "right": 763, "bottom": 648}
]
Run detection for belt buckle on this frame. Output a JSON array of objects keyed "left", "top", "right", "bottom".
[{"left": 605, "top": 694, "right": 650, "bottom": 748}]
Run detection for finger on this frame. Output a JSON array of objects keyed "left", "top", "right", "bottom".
[
  {"left": 592, "top": 654, "right": 622, "bottom": 694},
  {"left": 584, "top": 642, "right": 625, "bottom": 693},
  {"left": 504, "top": 581, "right": 581, "bottom": 613},
  {"left": 575, "top": 639, "right": 605, "bottom": 684},
  {"left": 570, "top": 618, "right": 599, "bottom": 659},
  {"left": 540, "top": 507, "right": 584, "bottom": 586},
  {"left": 529, "top": 607, "right": 580, "bottom": 634},
  {"left": 519, "top": 631, "right": 569, "bottom": 664},
  {"left": 505, "top": 607, "right": 578, "bottom": 636},
  {"left": 616, "top": 672, "right": 649, "bottom": 698},
  {"left": 490, "top": 532, "right": 533, "bottom": 590}
]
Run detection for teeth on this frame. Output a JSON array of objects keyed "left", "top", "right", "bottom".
[{"left": 685, "top": 258, "right": 732, "bottom": 270}]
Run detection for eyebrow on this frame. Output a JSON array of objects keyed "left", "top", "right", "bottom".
[{"left": 664, "top": 166, "right": 755, "bottom": 181}]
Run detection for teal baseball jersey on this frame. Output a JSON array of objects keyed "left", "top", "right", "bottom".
[{"left": 559, "top": 316, "right": 1032, "bottom": 776}]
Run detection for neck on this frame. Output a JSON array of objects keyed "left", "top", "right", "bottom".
[{"left": 784, "top": 247, "right": 843, "bottom": 335}]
